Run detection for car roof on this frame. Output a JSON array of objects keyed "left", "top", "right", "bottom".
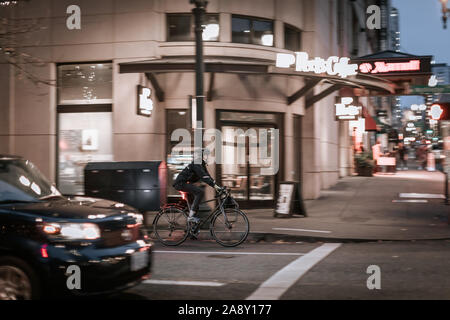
[{"left": 0, "top": 155, "right": 23, "bottom": 160}]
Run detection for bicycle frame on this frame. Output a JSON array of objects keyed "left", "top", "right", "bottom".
[{"left": 182, "top": 189, "right": 238, "bottom": 231}]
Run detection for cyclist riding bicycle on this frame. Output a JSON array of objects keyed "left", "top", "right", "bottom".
[{"left": 173, "top": 149, "right": 222, "bottom": 224}]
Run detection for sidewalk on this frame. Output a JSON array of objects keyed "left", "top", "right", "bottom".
[
  {"left": 247, "top": 170, "right": 450, "bottom": 242},
  {"left": 146, "top": 170, "right": 450, "bottom": 243}
]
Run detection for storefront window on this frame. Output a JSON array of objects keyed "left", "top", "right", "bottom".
[
  {"left": 57, "top": 62, "right": 113, "bottom": 195},
  {"left": 232, "top": 15, "right": 274, "bottom": 47},
  {"left": 58, "top": 63, "right": 112, "bottom": 105},
  {"left": 219, "top": 111, "right": 280, "bottom": 204},
  {"left": 285, "top": 24, "right": 301, "bottom": 52},
  {"left": 167, "top": 14, "right": 220, "bottom": 42},
  {"left": 166, "top": 109, "right": 192, "bottom": 197},
  {"left": 58, "top": 112, "right": 113, "bottom": 195}
]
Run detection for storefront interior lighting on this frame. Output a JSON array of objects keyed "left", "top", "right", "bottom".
[
  {"left": 261, "top": 34, "right": 274, "bottom": 46},
  {"left": 202, "top": 23, "right": 219, "bottom": 41},
  {"left": 0, "top": 1, "right": 18, "bottom": 6}
]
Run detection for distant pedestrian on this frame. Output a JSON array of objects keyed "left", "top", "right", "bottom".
[
  {"left": 416, "top": 143, "right": 427, "bottom": 170},
  {"left": 397, "top": 142, "right": 408, "bottom": 170},
  {"left": 372, "top": 140, "right": 382, "bottom": 172}
]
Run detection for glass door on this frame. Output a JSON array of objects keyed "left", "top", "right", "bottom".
[
  {"left": 220, "top": 124, "right": 277, "bottom": 205},
  {"left": 249, "top": 126, "right": 276, "bottom": 201},
  {"left": 221, "top": 126, "right": 248, "bottom": 201}
]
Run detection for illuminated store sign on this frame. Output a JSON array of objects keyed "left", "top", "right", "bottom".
[
  {"left": 430, "top": 104, "right": 444, "bottom": 120},
  {"left": 137, "top": 85, "right": 153, "bottom": 117},
  {"left": 358, "top": 60, "right": 420, "bottom": 74},
  {"left": 335, "top": 97, "right": 362, "bottom": 121},
  {"left": 276, "top": 52, "right": 358, "bottom": 79},
  {"left": 351, "top": 55, "right": 432, "bottom": 77}
]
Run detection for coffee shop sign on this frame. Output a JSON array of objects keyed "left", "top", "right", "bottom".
[{"left": 276, "top": 52, "right": 358, "bottom": 79}]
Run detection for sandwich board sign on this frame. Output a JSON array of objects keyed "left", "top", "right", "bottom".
[{"left": 274, "top": 182, "right": 307, "bottom": 218}]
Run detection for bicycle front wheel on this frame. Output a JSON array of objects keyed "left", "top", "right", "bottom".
[
  {"left": 211, "top": 208, "right": 249, "bottom": 247},
  {"left": 153, "top": 206, "right": 189, "bottom": 246}
]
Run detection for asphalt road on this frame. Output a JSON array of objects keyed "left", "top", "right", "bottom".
[{"left": 112, "top": 239, "right": 450, "bottom": 300}]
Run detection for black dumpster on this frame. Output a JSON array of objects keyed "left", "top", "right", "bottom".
[{"left": 84, "top": 161, "right": 167, "bottom": 212}]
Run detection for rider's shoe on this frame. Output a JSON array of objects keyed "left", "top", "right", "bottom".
[
  {"left": 190, "top": 227, "right": 200, "bottom": 240},
  {"left": 187, "top": 216, "right": 200, "bottom": 224}
]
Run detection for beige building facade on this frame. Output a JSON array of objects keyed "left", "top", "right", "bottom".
[{"left": 0, "top": 0, "right": 381, "bottom": 206}]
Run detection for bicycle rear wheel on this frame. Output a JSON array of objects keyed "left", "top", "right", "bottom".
[
  {"left": 153, "top": 206, "right": 189, "bottom": 246},
  {"left": 211, "top": 208, "right": 249, "bottom": 247}
]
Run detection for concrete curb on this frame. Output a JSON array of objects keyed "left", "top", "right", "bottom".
[{"left": 146, "top": 227, "right": 450, "bottom": 244}]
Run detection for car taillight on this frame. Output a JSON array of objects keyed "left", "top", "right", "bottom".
[{"left": 40, "top": 244, "right": 49, "bottom": 258}]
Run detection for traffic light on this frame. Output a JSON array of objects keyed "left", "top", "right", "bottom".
[{"left": 429, "top": 103, "right": 450, "bottom": 120}]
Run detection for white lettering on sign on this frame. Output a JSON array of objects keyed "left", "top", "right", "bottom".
[
  {"left": 138, "top": 86, "right": 154, "bottom": 116},
  {"left": 335, "top": 97, "right": 362, "bottom": 120},
  {"left": 276, "top": 52, "right": 358, "bottom": 79}
]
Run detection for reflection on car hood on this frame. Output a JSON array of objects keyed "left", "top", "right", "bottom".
[{"left": 4, "top": 196, "right": 138, "bottom": 220}]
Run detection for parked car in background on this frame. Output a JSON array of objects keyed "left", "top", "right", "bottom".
[{"left": 0, "top": 155, "right": 152, "bottom": 300}]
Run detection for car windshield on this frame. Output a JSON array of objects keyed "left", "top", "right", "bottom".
[{"left": 0, "top": 158, "right": 61, "bottom": 203}]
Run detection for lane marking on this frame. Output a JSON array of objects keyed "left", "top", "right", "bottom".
[
  {"left": 154, "top": 250, "right": 305, "bottom": 256},
  {"left": 399, "top": 193, "right": 445, "bottom": 199},
  {"left": 272, "top": 227, "right": 332, "bottom": 234},
  {"left": 143, "top": 280, "right": 224, "bottom": 287},
  {"left": 392, "top": 199, "right": 428, "bottom": 203},
  {"left": 246, "top": 243, "right": 342, "bottom": 300}
]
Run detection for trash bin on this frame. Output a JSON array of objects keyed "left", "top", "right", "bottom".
[{"left": 84, "top": 161, "right": 167, "bottom": 212}]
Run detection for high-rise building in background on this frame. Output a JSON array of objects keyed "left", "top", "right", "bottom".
[
  {"left": 432, "top": 63, "right": 450, "bottom": 103},
  {"left": 389, "top": 7, "right": 400, "bottom": 52},
  {"left": 375, "top": 1, "right": 402, "bottom": 129}
]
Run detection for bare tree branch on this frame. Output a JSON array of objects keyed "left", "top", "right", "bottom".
[{"left": 0, "top": 0, "right": 56, "bottom": 86}]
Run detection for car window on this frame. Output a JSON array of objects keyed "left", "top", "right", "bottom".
[{"left": 0, "top": 159, "right": 60, "bottom": 202}]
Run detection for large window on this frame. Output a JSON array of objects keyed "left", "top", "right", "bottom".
[
  {"left": 58, "top": 63, "right": 112, "bottom": 105},
  {"left": 217, "top": 111, "right": 282, "bottom": 206},
  {"left": 57, "top": 62, "right": 113, "bottom": 195},
  {"left": 167, "top": 13, "right": 220, "bottom": 42},
  {"left": 232, "top": 15, "right": 274, "bottom": 47},
  {"left": 284, "top": 24, "right": 301, "bottom": 52}
]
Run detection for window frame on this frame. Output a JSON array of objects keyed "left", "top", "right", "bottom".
[
  {"left": 166, "top": 13, "right": 220, "bottom": 42},
  {"left": 231, "top": 14, "right": 275, "bottom": 47},
  {"left": 284, "top": 23, "right": 302, "bottom": 52}
]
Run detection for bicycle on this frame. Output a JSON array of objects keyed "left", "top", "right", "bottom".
[{"left": 152, "top": 187, "right": 250, "bottom": 247}]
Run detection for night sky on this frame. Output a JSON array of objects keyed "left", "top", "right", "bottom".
[
  {"left": 391, "top": 0, "right": 449, "bottom": 108},
  {"left": 392, "top": 0, "right": 450, "bottom": 65}
]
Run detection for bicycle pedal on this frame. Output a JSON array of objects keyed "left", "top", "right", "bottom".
[{"left": 190, "top": 229, "right": 200, "bottom": 240}]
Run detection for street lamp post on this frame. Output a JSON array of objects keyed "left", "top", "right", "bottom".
[
  {"left": 190, "top": 0, "right": 208, "bottom": 147},
  {"left": 440, "top": 0, "right": 449, "bottom": 29},
  {"left": 190, "top": 0, "right": 211, "bottom": 226}
]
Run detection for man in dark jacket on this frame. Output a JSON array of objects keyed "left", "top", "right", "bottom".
[{"left": 173, "top": 149, "right": 222, "bottom": 223}]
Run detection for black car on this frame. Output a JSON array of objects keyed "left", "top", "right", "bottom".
[{"left": 0, "top": 155, "right": 152, "bottom": 299}]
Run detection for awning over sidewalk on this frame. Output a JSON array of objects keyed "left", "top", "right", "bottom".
[
  {"left": 362, "top": 106, "right": 379, "bottom": 132},
  {"left": 119, "top": 55, "right": 396, "bottom": 104}
]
